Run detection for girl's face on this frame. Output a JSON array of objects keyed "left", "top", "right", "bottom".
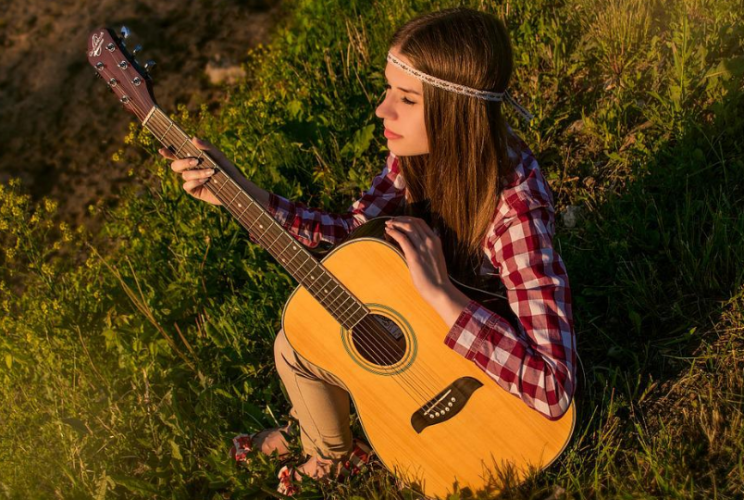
[{"left": 375, "top": 46, "right": 429, "bottom": 156}]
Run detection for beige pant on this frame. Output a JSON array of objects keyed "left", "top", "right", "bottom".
[{"left": 274, "top": 328, "right": 354, "bottom": 461}]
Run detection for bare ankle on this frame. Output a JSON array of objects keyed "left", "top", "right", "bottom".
[
  {"left": 254, "top": 425, "right": 292, "bottom": 456},
  {"left": 298, "top": 454, "right": 345, "bottom": 479}
]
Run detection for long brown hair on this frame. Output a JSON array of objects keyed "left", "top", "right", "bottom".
[{"left": 389, "top": 7, "right": 516, "bottom": 281}]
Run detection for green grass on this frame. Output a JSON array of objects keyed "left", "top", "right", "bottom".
[{"left": 2, "top": 0, "right": 744, "bottom": 497}]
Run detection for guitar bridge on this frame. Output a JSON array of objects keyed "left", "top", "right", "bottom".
[{"left": 411, "top": 377, "right": 483, "bottom": 433}]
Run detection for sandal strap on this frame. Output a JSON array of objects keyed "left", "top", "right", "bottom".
[
  {"left": 277, "top": 465, "right": 299, "bottom": 496},
  {"left": 230, "top": 421, "right": 296, "bottom": 463},
  {"left": 230, "top": 433, "right": 255, "bottom": 463},
  {"left": 339, "top": 438, "right": 375, "bottom": 477},
  {"left": 275, "top": 439, "right": 376, "bottom": 496}
]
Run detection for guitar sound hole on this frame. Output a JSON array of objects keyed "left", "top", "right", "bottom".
[{"left": 350, "top": 314, "right": 406, "bottom": 367}]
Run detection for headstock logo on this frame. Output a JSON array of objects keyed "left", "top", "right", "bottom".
[{"left": 89, "top": 32, "right": 105, "bottom": 57}]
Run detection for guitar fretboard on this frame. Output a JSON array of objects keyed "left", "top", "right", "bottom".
[{"left": 142, "top": 106, "right": 368, "bottom": 329}]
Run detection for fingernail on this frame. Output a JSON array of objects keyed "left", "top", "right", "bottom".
[
  {"left": 206, "top": 169, "right": 215, "bottom": 175},
  {"left": 189, "top": 159, "right": 198, "bottom": 166}
]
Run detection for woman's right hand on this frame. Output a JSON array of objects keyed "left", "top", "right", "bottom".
[{"left": 158, "top": 136, "right": 228, "bottom": 206}]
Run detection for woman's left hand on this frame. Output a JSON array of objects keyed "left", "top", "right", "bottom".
[{"left": 384, "top": 216, "right": 452, "bottom": 305}]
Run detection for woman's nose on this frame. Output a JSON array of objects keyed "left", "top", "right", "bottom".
[{"left": 375, "top": 94, "right": 395, "bottom": 120}]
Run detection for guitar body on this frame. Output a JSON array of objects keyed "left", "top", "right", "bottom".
[{"left": 281, "top": 217, "right": 575, "bottom": 499}]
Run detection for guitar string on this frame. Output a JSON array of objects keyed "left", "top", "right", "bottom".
[
  {"left": 108, "top": 46, "right": 447, "bottom": 413},
  {"left": 145, "top": 112, "right": 447, "bottom": 412},
  {"left": 144, "top": 110, "right": 448, "bottom": 410}
]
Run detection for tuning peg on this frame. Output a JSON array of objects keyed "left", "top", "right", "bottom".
[
  {"left": 144, "top": 60, "right": 156, "bottom": 71},
  {"left": 120, "top": 26, "right": 131, "bottom": 39},
  {"left": 132, "top": 44, "right": 143, "bottom": 55}
]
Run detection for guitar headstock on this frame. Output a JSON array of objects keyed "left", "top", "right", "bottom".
[{"left": 87, "top": 26, "right": 157, "bottom": 121}]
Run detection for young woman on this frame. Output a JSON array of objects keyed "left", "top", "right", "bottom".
[{"left": 160, "top": 7, "right": 576, "bottom": 495}]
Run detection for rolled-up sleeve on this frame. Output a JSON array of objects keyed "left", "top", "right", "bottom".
[
  {"left": 444, "top": 204, "right": 576, "bottom": 420},
  {"left": 248, "top": 152, "right": 405, "bottom": 248}
]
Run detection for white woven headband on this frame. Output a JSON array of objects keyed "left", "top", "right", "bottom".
[{"left": 386, "top": 52, "right": 534, "bottom": 123}]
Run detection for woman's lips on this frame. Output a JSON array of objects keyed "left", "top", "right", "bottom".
[{"left": 384, "top": 128, "right": 403, "bottom": 140}]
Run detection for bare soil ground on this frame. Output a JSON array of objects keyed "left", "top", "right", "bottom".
[{"left": 0, "top": 0, "right": 283, "bottom": 230}]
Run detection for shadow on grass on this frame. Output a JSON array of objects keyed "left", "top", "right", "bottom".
[{"left": 541, "top": 60, "right": 744, "bottom": 497}]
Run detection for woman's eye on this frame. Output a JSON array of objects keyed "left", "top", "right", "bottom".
[{"left": 383, "top": 84, "right": 416, "bottom": 105}]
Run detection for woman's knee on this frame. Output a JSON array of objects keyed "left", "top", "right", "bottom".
[
  {"left": 274, "top": 328, "right": 289, "bottom": 365},
  {"left": 274, "top": 328, "right": 300, "bottom": 374}
]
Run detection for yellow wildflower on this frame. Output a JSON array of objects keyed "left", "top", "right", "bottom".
[{"left": 44, "top": 198, "right": 58, "bottom": 214}]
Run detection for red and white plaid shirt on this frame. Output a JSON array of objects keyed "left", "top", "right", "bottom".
[{"left": 256, "top": 127, "right": 576, "bottom": 420}]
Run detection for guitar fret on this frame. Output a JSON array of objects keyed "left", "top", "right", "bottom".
[
  {"left": 162, "top": 121, "right": 174, "bottom": 143},
  {"left": 348, "top": 304, "right": 367, "bottom": 328},
  {"left": 214, "top": 178, "right": 226, "bottom": 195},
  {"left": 337, "top": 294, "right": 358, "bottom": 320},
  {"left": 324, "top": 281, "right": 346, "bottom": 310},
  {"left": 323, "top": 273, "right": 346, "bottom": 304},
  {"left": 264, "top": 230, "right": 284, "bottom": 254},
  {"left": 274, "top": 238, "right": 298, "bottom": 265},
  {"left": 326, "top": 285, "right": 345, "bottom": 312},
  {"left": 336, "top": 287, "right": 355, "bottom": 321},
  {"left": 247, "top": 212, "right": 263, "bottom": 232},
  {"left": 334, "top": 289, "right": 357, "bottom": 323},
  {"left": 317, "top": 277, "right": 340, "bottom": 302},
  {"left": 341, "top": 303, "right": 361, "bottom": 328},
  {"left": 236, "top": 200, "right": 253, "bottom": 220},
  {"left": 303, "top": 262, "right": 324, "bottom": 293},
  {"left": 227, "top": 191, "right": 240, "bottom": 206},
  {"left": 294, "top": 254, "right": 313, "bottom": 282},
  {"left": 285, "top": 244, "right": 305, "bottom": 268},
  {"left": 345, "top": 306, "right": 366, "bottom": 329},
  {"left": 350, "top": 303, "right": 366, "bottom": 321},
  {"left": 309, "top": 269, "right": 329, "bottom": 295},
  {"left": 175, "top": 136, "right": 189, "bottom": 156}
]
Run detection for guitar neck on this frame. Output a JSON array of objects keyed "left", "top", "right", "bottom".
[{"left": 141, "top": 106, "right": 367, "bottom": 329}]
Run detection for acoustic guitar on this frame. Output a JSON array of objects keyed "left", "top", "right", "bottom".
[{"left": 87, "top": 26, "right": 575, "bottom": 499}]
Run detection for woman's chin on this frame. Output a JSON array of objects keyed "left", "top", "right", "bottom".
[{"left": 388, "top": 144, "right": 429, "bottom": 157}]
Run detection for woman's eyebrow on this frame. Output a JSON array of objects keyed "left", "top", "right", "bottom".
[{"left": 384, "top": 74, "right": 421, "bottom": 96}]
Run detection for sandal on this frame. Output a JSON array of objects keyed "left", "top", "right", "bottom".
[
  {"left": 230, "top": 421, "right": 296, "bottom": 464},
  {"left": 276, "top": 437, "right": 375, "bottom": 496}
]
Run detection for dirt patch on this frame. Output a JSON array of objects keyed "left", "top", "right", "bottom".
[{"left": 0, "top": 0, "right": 283, "bottom": 231}]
